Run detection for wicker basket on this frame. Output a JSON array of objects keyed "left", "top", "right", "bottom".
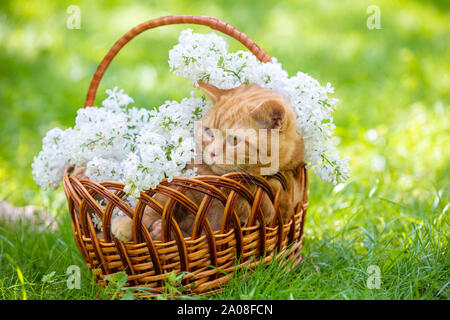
[{"left": 62, "top": 15, "right": 309, "bottom": 297}]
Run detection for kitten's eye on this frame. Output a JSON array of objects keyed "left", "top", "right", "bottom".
[
  {"left": 227, "top": 135, "right": 241, "bottom": 146},
  {"left": 204, "top": 127, "right": 214, "bottom": 137}
]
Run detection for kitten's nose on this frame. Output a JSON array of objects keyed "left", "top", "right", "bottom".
[{"left": 210, "top": 152, "right": 216, "bottom": 158}]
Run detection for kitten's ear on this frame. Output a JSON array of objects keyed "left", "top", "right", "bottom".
[
  {"left": 251, "top": 100, "right": 286, "bottom": 130},
  {"left": 198, "top": 82, "right": 228, "bottom": 104}
]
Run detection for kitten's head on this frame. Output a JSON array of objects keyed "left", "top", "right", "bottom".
[{"left": 196, "top": 82, "right": 304, "bottom": 176}]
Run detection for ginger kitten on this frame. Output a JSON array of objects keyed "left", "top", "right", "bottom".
[{"left": 110, "top": 83, "right": 305, "bottom": 242}]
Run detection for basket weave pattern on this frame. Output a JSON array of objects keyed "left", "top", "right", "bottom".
[{"left": 62, "top": 15, "right": 309, "bottom": 296}]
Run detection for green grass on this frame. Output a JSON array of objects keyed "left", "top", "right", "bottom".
[
  {"left": 1, "top": 179, "right": 448, "bottom": 300},
  {"left": 0, "top": 0, "right": 449, "bottom": 299}
]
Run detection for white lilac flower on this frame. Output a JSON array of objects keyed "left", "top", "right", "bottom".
[
  {"left": 167, "top": 29, "right": 350, "bottom": 184},
  {"left": 32, "top": 88, "right": 207, "bottom": 195},
  {"left": 121, "top": 96, "right": 207, "bottom": 197},
  {"left": 101, "top": 86, "right": 134, "bottom": 110},
  {"left": 32, "top": 128, "right": 69, "bottom": 189},
  {"left": 32, "top": 28, "right": 349, "bottom": 201}
]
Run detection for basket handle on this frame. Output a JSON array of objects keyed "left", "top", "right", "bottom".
[{"left": 84, "top": 15, "right": 272, "bottom": 107}]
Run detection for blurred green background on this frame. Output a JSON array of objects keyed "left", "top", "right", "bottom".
[{"left": 0, "top": 0, "right": 448, "bottom": 299}]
